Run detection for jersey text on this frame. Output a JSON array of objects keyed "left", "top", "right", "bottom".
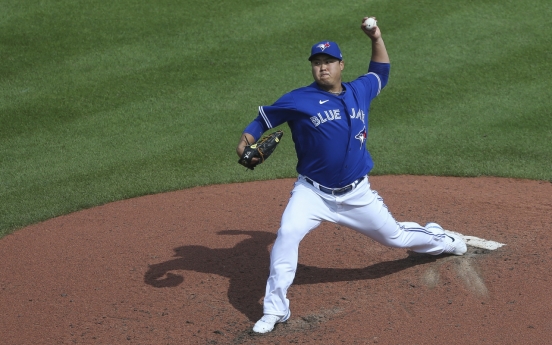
[
  {"left": 310, "top": 109, "right": 341, "bottom": 127},
  {"left": 350, "top": 108, "right": 366, "bottom": 123}
]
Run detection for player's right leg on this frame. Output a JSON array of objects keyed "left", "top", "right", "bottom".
[{"left": 253, "top": 180, "right": 331, "bottom": 333}]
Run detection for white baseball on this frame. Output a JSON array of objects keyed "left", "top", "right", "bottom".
[{"left": 364, "top": 17, "right": 377, "bottom": 30}]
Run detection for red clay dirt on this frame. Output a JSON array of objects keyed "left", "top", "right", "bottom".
[{"left": 0, "top": 175, "right": 551, "bottom": 344}]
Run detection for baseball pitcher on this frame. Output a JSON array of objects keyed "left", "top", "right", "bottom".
[{"left": 236, "top": 17, "right": 467, "bottom": 334}]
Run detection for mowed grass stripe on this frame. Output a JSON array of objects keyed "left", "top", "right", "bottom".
[{"left": 1, "top": 0, "right": 551, "bottom": 236}]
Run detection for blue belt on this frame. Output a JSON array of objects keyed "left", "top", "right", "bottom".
[{"left": 305, "top": 176, "right": 365, "bottom": 196}]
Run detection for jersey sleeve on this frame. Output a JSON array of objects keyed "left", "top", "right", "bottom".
[
  {"left": 258, "top": 93, "right": 301, "bottom": 127},
  {"left": 243, "top": 92, "right": 300, "bottom": 141},
  {"left": 352, "top": 62, "right": 390, "bottom": 100}
]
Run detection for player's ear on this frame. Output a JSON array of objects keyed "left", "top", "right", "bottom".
[{"left": 340, "top": 60, "right": 344, "bottom": 70}]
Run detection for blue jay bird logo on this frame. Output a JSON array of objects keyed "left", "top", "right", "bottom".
[
  {"left": 355, "top": 127, "right": 367, "bottom": 149},
  {"left": 316, "top": 42, "right": 331, "bottom": 52}
]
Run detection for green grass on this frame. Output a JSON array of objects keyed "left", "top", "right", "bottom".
[
  {"left": 366, "top": 0, "right": 552, "bottom": 178},
  {"left": 1, "top": 0, "right": 551, "bottom": 237}
]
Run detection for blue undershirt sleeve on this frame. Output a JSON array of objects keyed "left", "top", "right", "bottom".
[
  {"left": 243, "top": 116, "right": 268, "bottom": 141},
  {"left": 368, "top": 61, "right": 390, "bottom": 88}
]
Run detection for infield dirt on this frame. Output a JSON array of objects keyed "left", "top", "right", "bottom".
[{"left": 1, "top": 176, "right": 550, "bottom": 344}]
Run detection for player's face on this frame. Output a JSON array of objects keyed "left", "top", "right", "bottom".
[{"left": 310, "top": 54, "right": 344, "bottom": 89}]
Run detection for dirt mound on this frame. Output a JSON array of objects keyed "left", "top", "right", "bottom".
[{"left": 1, "top": 176, "right": 550, "bottom": 344}]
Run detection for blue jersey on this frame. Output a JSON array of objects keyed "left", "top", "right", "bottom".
[{"left": 245, "top": 62, "right": 390, "bottom": 188}]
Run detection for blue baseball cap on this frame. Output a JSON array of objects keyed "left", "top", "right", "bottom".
[{"left": 308, "top": 41, "right": 343, "bottom": 61}]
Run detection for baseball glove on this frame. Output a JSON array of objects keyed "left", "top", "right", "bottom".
[{"left": 238, "top": 130, "right": 284, "bottom": 170}]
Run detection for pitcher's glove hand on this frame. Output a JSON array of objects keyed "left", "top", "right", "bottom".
[{"left": 238, "top": 130, "right": 284, "bottom": 170}]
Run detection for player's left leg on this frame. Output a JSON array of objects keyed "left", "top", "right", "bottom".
[{"left": 336, "top": 179, "right": 466, "bottom": 255}]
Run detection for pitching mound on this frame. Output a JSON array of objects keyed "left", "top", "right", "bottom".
[{"left": 1, "top": 176, "right": 550, "bottom": 344}]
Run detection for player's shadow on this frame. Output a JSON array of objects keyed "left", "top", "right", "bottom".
[{"left": 143, "top": 230, "right": 438, "bottom": 322}]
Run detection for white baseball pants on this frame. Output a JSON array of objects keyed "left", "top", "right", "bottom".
[{"left": 262, "top": 175, "right": 449, "bottom": 317}]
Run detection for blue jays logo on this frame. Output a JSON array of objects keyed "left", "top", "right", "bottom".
[
  {"left": 316, "top": 42, "right": 331, "bottom": 52},
  {"left": 355, "top": 127, "right": 367, "bottom": 149}
]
